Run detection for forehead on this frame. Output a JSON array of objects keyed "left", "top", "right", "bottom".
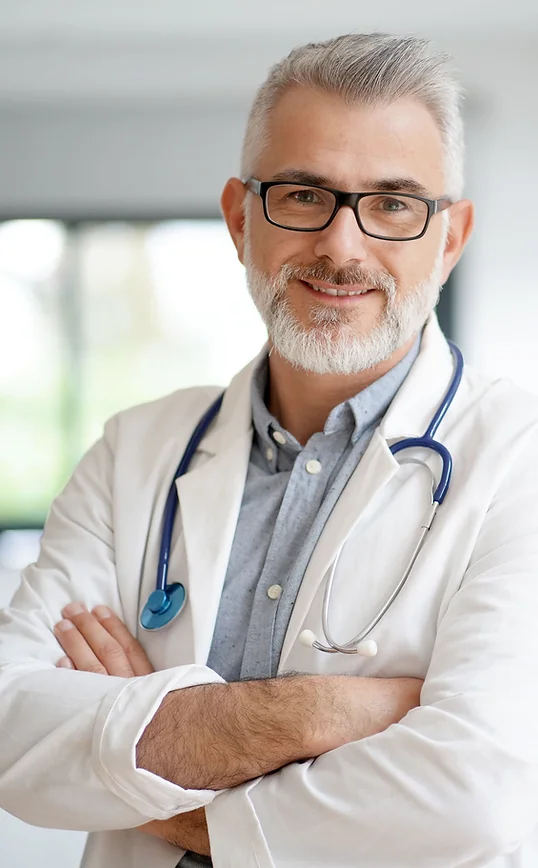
[{"left": 257, "top": 87, "right": 445, "bottom": 194}]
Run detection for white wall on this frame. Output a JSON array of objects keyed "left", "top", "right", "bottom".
[
  {"left": 0, "top": 103, "right": 247, "bottom": 216},
  {"left": 1, "top": 3, "right": 538, "bottom": 865}
]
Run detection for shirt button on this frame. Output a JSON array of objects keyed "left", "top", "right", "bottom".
[
  {"left": 267, "top": 584, "right": 282, "bottom": 600},
  {"left": 266, "top": 447, "right": 274, "bottom": 461},
  {"left": 272, "top": 430, "right": 287, "bottom": 445},
  {"left": 305, "top": 459, "right": 322, "bottom": 475}
]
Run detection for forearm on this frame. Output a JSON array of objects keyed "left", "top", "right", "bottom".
[
  {"left": 207, "top": 696, "right": 536, "bottom": 868},
  {"left": 136, "top": 674, "right": 420, "bottom": 790}
]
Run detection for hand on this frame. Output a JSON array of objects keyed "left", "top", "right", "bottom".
[
  {"left": 54, "top": 603, "right": 210, "bottom": 857},
  {"left": 142, "top": 808, "right": 211, "bottom": 857},
  {"left": 54, "top": 602, "right": 154, "bottom": 676}
]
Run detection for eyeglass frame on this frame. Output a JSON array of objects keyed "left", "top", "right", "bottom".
[{"left": 245, "top": 176, "right": 453, "bottom": 242}]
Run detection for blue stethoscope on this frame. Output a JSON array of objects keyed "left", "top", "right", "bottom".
[{"left": 140, "top": 342, "right": 464, "bottom": 658}]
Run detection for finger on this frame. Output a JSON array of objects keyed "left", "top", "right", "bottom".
[
  {"left": 92, "top": 606, "right": 154, "bottom": 676},
  {"left": 54, "top": 618, "right": 111, "bottom": 675},
  {"left": 58, "top": 604, "right": 135, "bottom": 677},
  {"left": 56, "top": 655, "right": 74, "bottom": 669}
]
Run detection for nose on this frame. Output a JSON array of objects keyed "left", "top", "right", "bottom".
[{"left": 313, "top": 205, "right": 371, "bottom": 269}]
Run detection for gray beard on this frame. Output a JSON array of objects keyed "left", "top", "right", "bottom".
[{"left": 243, "top": 235, "right": 447, "bottom": 375}]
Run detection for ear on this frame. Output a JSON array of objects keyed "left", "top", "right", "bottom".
[
  {"left": 221, "top": 178, "right": 248, "bottom": 264},
  {"left": 440, "top": 198, "right": 474, "bottom": 284}
]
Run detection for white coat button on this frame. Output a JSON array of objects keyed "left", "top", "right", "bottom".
[
  {"left": 272, "top": 430, "right": 287, "bottom": 445},
  {"left": 306, "top": 459, "right": 322, "bottom": 475},
  {"left": 267, "top": 584, "right": 282, "bottom": 600},
  {"left": 266, "top": 447, "right": 274, "bottom": 461}
]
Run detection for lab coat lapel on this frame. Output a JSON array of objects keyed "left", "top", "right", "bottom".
[
  {"left": 175, "top": 352, "right": 263, "bottom": 664},
  {"left": 176, "top": 433, "right": 252, "bottom": 664}
]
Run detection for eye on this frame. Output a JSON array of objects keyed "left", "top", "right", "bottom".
[
  {"left": 380, "top": 197, "right": 409, "bottom": 212},
  {"left": 288, "top": 188, "right": 323, "bottom": 205}
]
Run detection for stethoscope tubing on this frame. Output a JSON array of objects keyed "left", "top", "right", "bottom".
[
  {"left": 155, "top": 393, "right": 224, "bottom": 595},
  {"left": 390, "top": 341, "right": 462, "bottom": 505},
  {"left": 142, "top": 341, "right": 463, "bottom": 646},
  {"left": 319, "top": 503, "right": 438, "bottom": 654},
  {"left": 311, "top": 341, "right": 462, "bottom": 654}
]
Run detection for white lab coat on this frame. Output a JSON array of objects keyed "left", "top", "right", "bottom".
[{"left": 2, "top": 314, "right": 538, "bottom": 868}]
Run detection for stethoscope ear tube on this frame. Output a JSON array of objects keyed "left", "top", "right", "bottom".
[
  {"left": 307, "top": 343, "right": 463, "bottom": 656},
  {"left": 139, "top": 393, "right": 225, "bottom": 631},
  {"left": 307, "top": 501, "right": 439, "bottom": 656},
  {"left": 155, "top": 392, "right": 225, "bottom": 595}
]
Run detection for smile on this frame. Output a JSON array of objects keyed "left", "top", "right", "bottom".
[{"left": 303, "top": 281, "right": 374, "bottom": 298}]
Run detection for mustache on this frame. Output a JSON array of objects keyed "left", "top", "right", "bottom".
[{"left": 280, "top": 262, "right": 396, "bottom": 292}]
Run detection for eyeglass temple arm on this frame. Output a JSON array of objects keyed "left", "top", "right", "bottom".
[
  {"left": 244, "top": 178, "right": 261, "bottom": 194},
  {"left": 435, "top": 196, "right": 453, "bottom": 213}
]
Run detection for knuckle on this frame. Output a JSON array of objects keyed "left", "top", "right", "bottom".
[
  {"left": 99, "top": 640, "right": 126, "bottom": 663},
  {"left": 123, "top": 637, "right": 146, "bottom": 658}
]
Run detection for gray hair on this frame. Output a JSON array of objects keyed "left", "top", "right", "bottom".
[{"left": 241, "top": 33, "right": 465, "bottom": 201}]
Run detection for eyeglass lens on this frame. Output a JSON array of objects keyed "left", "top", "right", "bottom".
[{"left": 266, "top": 184, "right": 429, "bottom": 238}]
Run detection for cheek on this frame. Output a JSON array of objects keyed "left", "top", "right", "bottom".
[
  {"left": 248, "top": 214, "right": 317, "bottom": 275},
  {"left": 382, "top": 234, "right": 442, "bottom": 288}
]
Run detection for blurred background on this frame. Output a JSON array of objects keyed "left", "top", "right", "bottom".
[{"left": 0, "top": 1, "right": 537, "bottom": 864}]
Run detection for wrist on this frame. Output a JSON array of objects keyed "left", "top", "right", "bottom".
[{"left": 305, "top": 675, "right": 423, "bottom": 756}]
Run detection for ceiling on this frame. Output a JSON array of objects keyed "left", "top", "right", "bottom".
[
  {"left": 0, "top": 0, "right": 536, "bottom": 106},
  {"left": 2, "top": 0, "right": 538, "bottom": 38}
]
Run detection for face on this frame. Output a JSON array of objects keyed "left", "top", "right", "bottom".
[{"left": 222, "top": 87, "right": 473, "bottom": 374}]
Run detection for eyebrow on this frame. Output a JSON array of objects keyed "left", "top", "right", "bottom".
[{"left": 270, "top": 169, "right": 431, "bottom": 197}]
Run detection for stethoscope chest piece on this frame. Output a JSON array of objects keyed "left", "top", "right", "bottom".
[{"left": 140, "top": 583, "right": 187, "bottom": 631}]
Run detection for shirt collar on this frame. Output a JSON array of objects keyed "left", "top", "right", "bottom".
[{"left": 250, "top": 333, "right": 422, "bottom": 454}]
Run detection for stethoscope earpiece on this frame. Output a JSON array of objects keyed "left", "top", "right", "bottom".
[
  {"left": 298, "top": 629, "right": 318, "bottom": 648},
  {"left": 298, "top": 629, "right": 378, "bottom": 657}
]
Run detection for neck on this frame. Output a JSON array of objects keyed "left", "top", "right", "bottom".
[{"left": 267, "top": 336, "right": 417, "bottom": 445}]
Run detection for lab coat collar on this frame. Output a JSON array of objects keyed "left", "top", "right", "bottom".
[{"left": 194, "top": 345, "right": 268, "bottom": 456}]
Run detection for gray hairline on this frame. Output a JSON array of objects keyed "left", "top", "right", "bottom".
[{"left": 240, "top": 35, "right": 465, "bottom": 202}]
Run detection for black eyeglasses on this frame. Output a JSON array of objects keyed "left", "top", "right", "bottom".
[{"left": 245, "top": 177, "right": 452, "bottom": 242}]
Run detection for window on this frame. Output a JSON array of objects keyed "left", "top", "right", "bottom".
[{"left": 0, "top": 219, "right": 266, "bottom": 528}]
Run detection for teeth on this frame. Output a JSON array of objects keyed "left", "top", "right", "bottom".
[{"left": 308, "top": 283, "right": 370, "bottom": 297}]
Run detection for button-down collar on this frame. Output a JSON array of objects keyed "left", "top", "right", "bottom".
[{"left": 250, "top": 334, "right": 422, "bottom": 468}]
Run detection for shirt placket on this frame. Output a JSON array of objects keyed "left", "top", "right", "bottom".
[{"left": 239, "top": 429, "right": 343, "bottom": 680}]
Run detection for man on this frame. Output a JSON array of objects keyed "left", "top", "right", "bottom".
[{"left": 2, "top": 31, "right": 538, "bottom": 868}]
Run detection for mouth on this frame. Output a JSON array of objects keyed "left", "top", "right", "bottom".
[{"left": 300, "top": 279, "right": 377, "bottom": 302}]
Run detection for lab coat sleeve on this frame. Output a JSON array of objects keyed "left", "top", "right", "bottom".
[
  {"left": 205, "top": 429, "right": 538, "bottom": 868},
  {"left": 0, "top": 417, "right": 225, "bottom": 831}
]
